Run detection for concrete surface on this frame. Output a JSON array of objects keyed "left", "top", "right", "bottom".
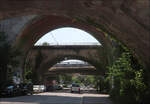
[{"left": 0, "top": 89, "right": 112, "bottom": 104}]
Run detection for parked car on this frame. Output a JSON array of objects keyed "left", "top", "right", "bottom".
[
  {"left": 33, "top": 85, "right": 45, "bottom": 92},
  {"left": 71, "top": 83, "right": 80, "bottom": 93},
  {"left": 46, "top": 85, "right": 54, "bottom": 91},
  {"left": 53, "top": 85, "right": 63, "bottom": 90},
  {"left": 57, "top": 85, "right": 63, "bottom": 90},
  {"left": 19, "top": 83, "right": 33, "bottom": 95},
  {"left": 0, "top": 81, "right": 13, "bottom": 97},
  {"left": 0, "top": 84, "right": 21, "bottom": 97}
]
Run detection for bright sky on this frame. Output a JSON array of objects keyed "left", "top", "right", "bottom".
[
  {"left": 59, "top": 59, "right": 86, "bottom": 64},
  {"left": 35, "top": 27, "right": 101, "bottom": 45}
]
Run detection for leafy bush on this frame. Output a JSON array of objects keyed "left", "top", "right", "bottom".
[{"left": 107, "top": 51, "right": 147, "bottom": 104}]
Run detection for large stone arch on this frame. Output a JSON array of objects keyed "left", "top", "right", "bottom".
[
  {"left": 0, "top": 0, "right": 149, "bottom": 30},
  {"left": 28, "top": 46, "right": 106, "bottom": 72},
  {"left": 13, "top": 15, "right": 113, "bottom": 78},
  {"left": 13, "top": 13, "right": 149, "bottom": 68},
  {"left": 39, "top": 54, "right": 104, "bottom": 73},
  {"left": 47, "top": 68, "right": 99, "bottom": 75},
  {"left": 35, "top": 54, "right": 104, "bottom": 83},
  {"left": 0, "top": 0, "right": 149, "bottom": 68},
  {"left": 26, "top": 45, "right": 106, "bottom": 83},
  {"left": 14, "top": 15, "right": 110, "bottom": 52}
]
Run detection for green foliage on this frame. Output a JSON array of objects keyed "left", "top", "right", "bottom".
[
  {"left": 107, "top": 51, "right": 147, "bottom": 104},
  {"left": 76, "top": 16, "right": 149, "bottom": 104},
  {"left": 59, "top": 74, "right": 95, "bottom": 85},
  {"left": 72, "top": 76, "right": 81, "bottom": 84},
  {"left": 24, "top": 69, "right": 32, "bottom": 83},
  {"left": 59, "top": 74, "right": 109, "bottom": 93},
  {"left": 84, "top": 75, "right": 95, "bottom": 85},
  {"left": 71, "top": 75, "right": 95, "bottom": 85},
  {"left": 59, "top": 74, "right": 72, "bottom": 84},
  {"left": 24, "top": 50, "right": 43, "bottom": 84},
  {"left": 24, "top": 60, "right": 33, "bottom": 83},
  {"left": 42, "top": 42, "right": 50, "bottom": 46},
  {"left": 93, "top": 75, "right": 110, "bottom": 93}
]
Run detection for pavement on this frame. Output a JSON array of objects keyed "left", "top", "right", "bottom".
[{"left": 0, "top": 89, "right": 112, "bottom": 104}]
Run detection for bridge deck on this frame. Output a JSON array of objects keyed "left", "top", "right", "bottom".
[{"left": 32, "top": 45, "right": 102, "bottom": 49}]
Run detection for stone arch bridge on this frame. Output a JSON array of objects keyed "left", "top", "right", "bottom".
[
  {"left": 0, "top": 0, "right": 149, "bottom": 69},
  {"left": 27, "top": 45, "right": 105, "bottom": 83},
  {"left": 0, "top": 0, "right": 149, "bottom": 83},
  {"left": 47, "top": 64, "right": 99, "bottom": 75}
]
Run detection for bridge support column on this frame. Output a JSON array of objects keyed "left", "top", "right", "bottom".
[
  {"left": 32, "top": 70, "right": 41, "bottom": 84},
  {"left": 0, "top": 67, "right": 7, "bottom": 83}
]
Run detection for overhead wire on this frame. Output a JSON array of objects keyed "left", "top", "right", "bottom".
[{"left": 50, "top": 32, "right": 59, "bottom": 45}]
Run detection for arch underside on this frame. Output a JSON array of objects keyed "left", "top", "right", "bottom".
[
  {"left": 0, "top": 0, "right": 149, "bottom": 69},
  {"left": 14, "top": 14, "right": 149, "bottom": 69},
  {"left": 26, "top": 52, "right": 105, "bottom": 83},
  {"left": 47, "top": 67, "right": 99, "bottom": 75},
  {"left": 36, "top": 55, "right": 105, "bottom": 80},
  {"left": 26, "top": 46, "right": 106, "bottom": 78}
]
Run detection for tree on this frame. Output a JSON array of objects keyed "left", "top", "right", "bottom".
[
  {"left": 42, "top": 42, "right": 49, "bottom": 46},
  {"left": 107, "top": 51, "right": 147, "bottom": 104},
  {"left": 59, "top": 74, "right": 72, "bottom": 84}
]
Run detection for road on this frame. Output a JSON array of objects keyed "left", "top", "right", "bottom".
[{"left": 0, "top": 89, "right": 112, "bottom": 104}]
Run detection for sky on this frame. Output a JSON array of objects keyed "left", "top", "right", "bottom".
[
  {"left": 35, "top": 27, "right": 101, "bottom": 45},
  {"left": 34, "top": 27, "right": 101, "bottom": 63},
  {"left": 59, "top": 59, "right": 86, "bottom": 64}
]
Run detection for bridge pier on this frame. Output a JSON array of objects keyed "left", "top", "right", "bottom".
[{"left": 0, "top": 67, "right": 7, "bottom": 83}]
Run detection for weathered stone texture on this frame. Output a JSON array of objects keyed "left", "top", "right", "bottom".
[
  {"left": 0, "top": 0, "right": 149, "bottom": 29},
  {"left": 28, "top": 46, "right": 105, "bottom": 76},
  {"left": 0, "top": 15, "right": 36, "bottom": 42},
  {"left": 0, "top": 0, "right": 149, "bottom": 68}
]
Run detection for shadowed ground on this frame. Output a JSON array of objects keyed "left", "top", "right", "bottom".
[{"left": 0, "top": 89, "right": 112, "bottom": 104}]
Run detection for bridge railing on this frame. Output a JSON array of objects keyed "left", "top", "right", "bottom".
[
  {"left": 53, "top": 63, "right": 92, "bottom": 67},
  {"left": 35, "top": 42, "right": 101, "bottom": 46}
]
